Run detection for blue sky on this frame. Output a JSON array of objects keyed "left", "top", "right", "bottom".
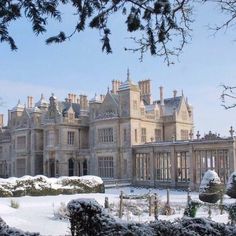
[{"left": 0, "top": 2, "right": 236, "bottom": 137}]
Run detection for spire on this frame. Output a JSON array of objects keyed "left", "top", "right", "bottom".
[
  {"left": 182, "top": 89, "right": 184, "bottom": 97},
  {"left": 107, "top": 86, "right": 110, "bottom": 94},
  {"left": 127, "top": 68, "right": 130, "bottom": 81}
]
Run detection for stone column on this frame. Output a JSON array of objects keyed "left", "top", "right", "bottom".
[
  {"left": 149, "top": 148, "right": 154, "bottom": 186},
  {"left": 188, "top": 145, "right": 195, "bottom": 190},
  {"left": 30, "top": 130, "right": 35, "bottom": 175},
  {"left": 229, "top": 141, "right": 236, "bottom": 174},
  {"left": 170, "top": 145, "right": 176, "bottom": 187}
]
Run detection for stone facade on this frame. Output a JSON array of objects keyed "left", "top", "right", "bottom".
[
  {"left": 0, "top": 93, "right": 90, "bottom": 178},
  {"left": 0, "top": 73, "right": 234, "bottom": 189}
]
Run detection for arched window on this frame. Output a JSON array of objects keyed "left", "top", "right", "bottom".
[{"left": 68, "top": 159, "right": 74, "bottom": 176}]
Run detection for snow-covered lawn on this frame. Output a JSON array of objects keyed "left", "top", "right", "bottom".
[{"left": 0, "top": 187, "right": 235, "bottom": 235}]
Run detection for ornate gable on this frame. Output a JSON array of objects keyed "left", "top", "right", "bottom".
[{"left": 95, "top": 93, "right": 119, "bottom": 119}]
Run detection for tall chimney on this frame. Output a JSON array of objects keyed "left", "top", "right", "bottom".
[
  {"left": 160, "top": 86, "right": 164, "bottom": 105},
  {"left": 80, "top": 95, "right": 83, "bottom": 108},
  {"left": 173, "top": 90, "right": 177, "bottom": 98},
  {"left": 112, "top": 80, "right": 121, "bottom": 94},
  {"left": 27, "top": 96, "right": 34, "bottom": 108},
  {"left": 112, "top": 80, "right": 117, "bottom": 94},
  {"left": 117, "top": 80, "right": 121, "bottom": 91},
  {"left": 138, "top": 79, "right": 151, "bottom": 105},
  {"left": 0, "top": 114, "right": 3, "bottom": 127},
  {"left": 73, "top": 94, "right": 77, "bottom": 103},
  {"left": 68, "top": 93, "right": 72, "bottom": 103}
]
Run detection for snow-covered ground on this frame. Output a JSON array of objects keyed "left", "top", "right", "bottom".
[{"left": 0, "top": 187, "right": 234, "bottom": 235}]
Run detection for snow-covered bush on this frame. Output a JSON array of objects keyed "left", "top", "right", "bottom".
[
  {"left": 67, "top": 198, "right": 236, "bottom": 236},
  {"left": 0, "top": 217, "right": 40, "bottom": 236},
  {"left": 0, "top": 175, "right": 104, "bottom": 197},
  {"left": 53, "top": 202, "right": 69, "bottom": 220},
  {"left": 226, "top": 172, "right": 236, "bottom": 198},
  {"left": 10, "top": 199, "right": 20, "bottom": 209},
  {"left": 199, "top": 170, "right": 223, "bottom": 203}
]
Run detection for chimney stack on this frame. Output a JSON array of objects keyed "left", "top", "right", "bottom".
[
  {"left": 112, "top": 80, "right": 116, "bottom": 94},
  {"left": 173, "top": 90, "right": 177, "bottom": 98},
  {"left": 160, "top": 86, "right": 164, "bottom": 105},
  {"left": 112, "top": 80, "right": 121, "bottom": 94},
  {"left": 0, "top": 114, "right": 3, "bottom": 127},
  {"left": 68, "top": 93, "right": 72, "bottom": 103},
  {"left": 80, "top": 95, "right": 88, "bottom": 110},
  {"left": 73, "top": 94, "right": 77, "bottom": 103},
  {"left": 27, "top": 96, "right": 34, "bottom": 108},
  {"left": 138, "top": 79, "right": 151, "bottom": 105}
]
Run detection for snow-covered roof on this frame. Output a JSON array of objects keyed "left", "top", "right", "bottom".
[
  {"left": 35, "top": 94, "right": 49, "bottom": 108},
  {"left": 119, "top": 78, "right": 137, "bottom": 91},
  {"left": 154, "top": 96, "right": 182, "bottom": 116},
  {"left": 28, "top": 106, "right": 41, "bottom": 113},
  {"left": 90, "top": 94, "right": 101, "bottom": 103},
  {"left": 12, "top": 100, "right": 24, "bottom": 112}
]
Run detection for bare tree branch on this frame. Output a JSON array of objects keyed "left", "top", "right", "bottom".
[{"left": 221, "top": 85, "right": 236, "bottom": 109}]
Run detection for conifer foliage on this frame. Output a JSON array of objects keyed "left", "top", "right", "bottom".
[
  {"left": 1, "top": 1, "right": 236, "bottom": 63},
  {"left": 0, "top": 0, "right": 193, "bottom": 64},
  {"left": 226, "top": 172, "right": 236, "bottom": 198}
]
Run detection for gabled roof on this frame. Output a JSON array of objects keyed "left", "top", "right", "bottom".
[
  {"left": 59, "top": 102, "right": 81, "bottom": 118},
  {"left": 110, "top": 93, "right": 119, "bottom": 105}
]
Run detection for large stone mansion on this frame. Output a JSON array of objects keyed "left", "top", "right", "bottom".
[{"left": 0, "top": 73, "right": 235, "bottom": 189}]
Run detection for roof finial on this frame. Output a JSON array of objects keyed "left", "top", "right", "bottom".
[
  {"left": 127, "top": 68, "right": 130, "bottom": 81},
  {"left": 181, "top": 89, "right": 184, "bottom": 97},
  {"left": 107, "top": 86, "right": 110, "bottom": 94}
]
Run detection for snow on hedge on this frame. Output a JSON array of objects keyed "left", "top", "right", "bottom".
[
  {"left": 0, "top": 175, "right": 104, "bottom": 197},
  {"left": 67, "top": 198, "right": 236, "bottom": 236},
  {"left": 0, "top": 217, "right": 40, "bottom": 236}
]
